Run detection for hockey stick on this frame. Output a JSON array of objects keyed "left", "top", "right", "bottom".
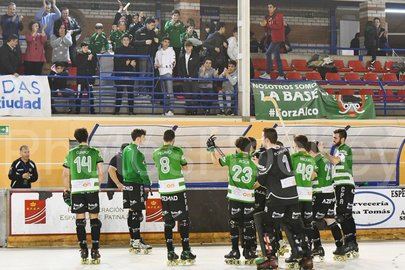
[
  {"left": 208, "top": 135, "right": 226, "bottom": 158},
  {"left": 172, "top": 125, "right": 179, "bottom": 132}
]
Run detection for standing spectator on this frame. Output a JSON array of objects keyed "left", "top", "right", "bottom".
[
  {"left": 364, "top": 21, "right": 378, "bottom": 67},
  {"left": 0, "top": 34, "right": 20, "bottom": 76},
  {"left": 48, "top": 62, "right": 74, "bottom": 113},
  {"left": 218, "top": 60, "right": 237, "bottom": 116},
  {"left": 24, "top": 21, "right": 47, "bottom": 75},
  {"left": 203, "top": 22, "right": 228, "bottom": 72},
  {"left": 227, "top": 27, "right": 238, "bottom": 61},
  {"left": 133, "top": 17, "right": 158, "bottom": 96},
  {"left": 155, "top": 37, "right": 176, "bottom": 116},
  {"left": 89, "top": 23, "right": 110, "bottom": 56},
  {"left": 259, "top": 2, "right": 285, "bottom": 80},
  {"left": 178, "top": 41, "right": 200, "bottom": 115},
  {"left": 113, "top": 1, "right": 132, "bottom": 29},
  {"left": 113, "top": 35, "right": 137, "bottom": 115},
  {"left": 8, "top": 145, "right": 38, "bottom": 189},
  {"left": 76, "top": 42, "right": 96, "bottom": 114},
  {"left": 198, "top": 58, "right": 218, "bottom": 115},
  {"left": 50, "top": 24, "right": 72, "bottom": 66},
  {"left": 54, "top": 7, "right": 81, "bottom": 66},
  {"left": 0, "top": 2, "right": 23, "bottom": 45},
  {"left": 164, "top": 10, "right": 186, "bottom": 62},
  {"left": 139, "top": 11, "right": 146, "bottom": 24},
  {"left": 374, "top": 17, "right": 388, "bottom": 56},
  {"left": 110, "top": 21, "right": 127, "bottom": 52},
  {"left": 180, "top": 24, "right": 199, "bottom": 47},
  {"left": 350, "top": 33, "right": 360, "bottom": 56},
  {"left": 106, "top": 143, "right": 128, "bottom": 200},
  {"left": 128, "top": 13, "right": 143, "bottom": 38}
]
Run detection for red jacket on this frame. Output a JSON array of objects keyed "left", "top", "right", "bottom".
[
  {"left": 266, "top": 12, "right": 285, "bottom": 43},
  {"left": 24, "top": 33, "right": 47, "bottom": 62}
]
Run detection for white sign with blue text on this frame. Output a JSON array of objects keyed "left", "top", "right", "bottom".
[{"left": 0, "top": 75, "right": 51, "bottom": 117}]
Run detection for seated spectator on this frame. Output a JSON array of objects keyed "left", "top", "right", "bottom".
[
  {"left": 154, "top": 37, "right": 176, "bottom": 116},
  {"left": 48, "top": 62, "right": 74, "bottom": 113},
  {"left": 218, "top": 60, "right": 238, "bottom": 116},
  {"left": 113, "top": 34, "right": 136, "bottom": 115},
  {"left": 110, "top": 21, "right": 127, "bottom": 52},
  {"left": 8, "top": 145, "right": 38, "bottom": 189},
  {"left": 0, "top": 34, "right": 20, "bottom": 76},
  {"left": 50, "top": 24, "right": 72, "bottom": 66},
  {"left": 227, "top": 27, "right": 238, "bottom": 61},
  {"left": 178, "top": 41, "right": 200, "bottom": 115},
  {"left": 198, "top": 58, "right": 218, "bottom": 115},
  {"left": 24, "top": 21, "right": 47, "bottom": 75},
  {"left": 76, "top": 42, "right": 96, "bottom": 114},
  {"left": 89, "top": 23, "right": 110, "bottom": 55}
]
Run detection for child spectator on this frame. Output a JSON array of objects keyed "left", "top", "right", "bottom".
[
  {"left": 76, "top": 42, "right": 96, "bottom": 114},
  {"left": 24, "top": 21, "right": 47, "bottom": 75},
  {"left": 198, "top": 58, "right": 218, "bottom": 115},
  {"left": 48, "top": 62, "right": 74, "bottom": 113},
  {"left": 50, "top": 24, "right": 72, "bottom": 66},
  {"left": 218, "top": 60, "right": 237, "bottom": 115},
  {"left": 154, "top": 37, "right": 176, "bottom": 116},
  {"left": 89, "top": 23, "right": 110, "bottom": 56}
]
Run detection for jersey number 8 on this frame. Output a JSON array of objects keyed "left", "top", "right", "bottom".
[
  {"left": 232, "top": 165, "right": 253, "bottom": 184},
  {"left": 160, "top": 157, "right": 170, "bottom": 174}
]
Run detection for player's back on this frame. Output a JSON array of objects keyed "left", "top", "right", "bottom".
[
  {"left": 153, "top": 145, "right": 186, "bottom": 181},
  {"left": 291, "top": 151, "right": 316, "bottom": 201},
  {"left": 313, "top": 154, "right": 333, "bottom": 193}
]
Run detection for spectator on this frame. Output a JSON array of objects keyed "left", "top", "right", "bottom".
[
  {"left": 198, "top": 58, "right": 218, "bottom": 115},
  {"left": 0, "top": 2, "right": 23, "bottom": 45},
  {"left": 218, "top": 60, "right": 237, "bottom": 116},
  {"left": 113, "top": 1, "right": 132, "bottom": 29},
  {"left": 89, "top": 23, "right": 110, "bottom": 56},
  {"left": 106, "top": 143, "right": 128, "bottom": 200},
  {"left": 350, "top": 32, "right": 360, "bottom": 56},
  {"left": 50, "top": 24, "right": 72, "bottom": 65},
  {"left": 8, "top": 145, "right": 38, "bottom": 189},
  {"left": 24, "top": 21, "right": 47, "bottom": 75},
  {"left": 128, "top": 13, "right": 143, "bottom": 37},
  {"left": 154, "top": 37, "right": 176, "bottom": 116},
  {"left": 110, "top": 21, "right": 127, "bottom": 52},
  {"left": 35, "top": 0, "right": 61, "bottom": 39},
  {"left": 364, "top": 20, "right": 378, "bottom": 67},
  {"left": 374, "top": 17, "right": 388, "bottom": 56},
  {"left": 178, "top": 41, "right": 200, "bottom": 115},
  {"left": 250, "top": 32, "right": 260, "bottom": 53},
  {"left": 0, "top": 34, "right": 20, "bottom": 76},
  {"left": 139, "top": 11, "right": 146, "bottom": 24},
  {"left": 259, "top": 2, "right": 285, "bottom": 80},
  {"left": 164, "top": 10, "right": 186, "bottom": 61},
  {"left": 180, "top": 24, "right": 199, "bottom": 47},
  {"left": 203, "top": 22, "right": 228, "bottom": 72},
  {"left": 76, "top": 42, "right": 96, "bottom": 114},
  {"left": 48, "top": 62, "right": 75, "bottom": 113},
  {"left": 113, "top": 34, "right": 136, "bottom": 115},
  {"left": 54, "top": 7, "right": 81, "bottom": 66},
  {"left": 202, "top": 24, "right": 212, "bottom": 41},
  {"left": 133, "top": 17, "right": 158, "bottom": 96},
  {"left": 227, "top": 27, "right": 238, "bottom": 61}
]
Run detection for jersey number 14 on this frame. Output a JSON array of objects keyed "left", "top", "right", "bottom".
[{"left": 74, "top": 156, "right": 92, "bottom": 173}]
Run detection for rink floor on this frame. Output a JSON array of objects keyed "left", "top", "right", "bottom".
[{"left": 1, "top": 241, "right": 405, "bottom": 270}]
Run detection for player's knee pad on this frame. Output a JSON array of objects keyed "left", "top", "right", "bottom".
[
  {"left": 179, "top": 218, "right": 190, "bottom": 228},
  {"left": 335, "top": 213, "right": 351, "bottom": 224},
  {"left": 76, "top": 218, "right": 86, "bottom": 228},
  {"left": 244, "top": 219, "right": 255, "bottom": 230},
  {"left": 164, "top": 217, "right": 175, "bottom": 230},
  {"left": 127, "top": 211, "right": 133, "bottom": 227},
  {"left": 133, "top": 210, "right": 144, "bottom": 223},
  {"left": 90, "top": 218, "right": 102, "bottom": 229},
  {"left": 229, "top": 218, "right": 242, "bottom": 229}
]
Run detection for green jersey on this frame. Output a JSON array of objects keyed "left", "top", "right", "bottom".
[
  {"left": 291, "top": 151, "right": 316, "bottom": 201},
  {"left": 63, "top": 144, "right": 103, "bottom": 194},
  {"left": 122, "top": 143, "right": 150, "bottom": 185},
  {"left": 89, "top": 32, "right": 109, "bottom": 55},
  {"left": 332, "top": 144, "right": 354, "bottom": 186},
  {"left": 152, "top": 145, "right": 187, "bottom": 195},
  {"left": 110, "top": 30, "right": 127, "bottom": 51},
  {"left": 313, "top": 154, "right": 334, "bottom": 193},
  {"left": 219, "top": 152, "right": 257, "bottom": 203}
]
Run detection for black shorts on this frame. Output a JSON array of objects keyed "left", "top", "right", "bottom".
[
  {"left": 229, "top": 200, "right": 255, "bottom": 221},
  {"left": 312, "top": 192, "right": 336, "bottom": 220},
  {"left": 71, "top": 192, "right": 100, "bottom": 214},
  {"left": 335, "top": 184, "right": 355, "bottom": 216},
  {"left": 161, "top": 191, "right": 189, "bottom": 221},
  {"left": 298, "top": 200, "right": 313, "bottom": 226},
  {"left": 123, "top": 183, "right": 146, "bottom": 211},
  {"left": 264, "top": 200, "right": 301, "bottom": 223},
  {"left": 255, "top": 187, "right": 267, "bottom": 213}
]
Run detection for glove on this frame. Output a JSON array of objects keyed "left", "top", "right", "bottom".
[
  {"left": 143, "top": 185, "right": 152, "bottom": 201},
  {"left": 253, "top": 147, "right": 266, "bottom": 159},
  {"left": 63, "top": 190, "right": 71, "bottom": 207},
  {"left": 206, "top": 135, "right": 217, "bottom": 152}
]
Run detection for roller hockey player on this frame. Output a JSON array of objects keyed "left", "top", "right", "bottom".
[
  {"left": 319, "top": 129, "right": 359, "bottom": 259},
  {"left": 288, "top": 135, "right": 316, "bottom": 269},
  {"left": 122, "top": 129, "right": 152, "bottom": 254},
  {"left": 308, "top": 141, "right": 345, "bottom": 261},
  {"left": 254, "top": 128, "right": 312, "bottom": 270},
  {"left": 152, "top": 129, "right": 196, "bottom": 266},
  {"left": 208, "top": 136, "right": 258, "bottom": 265},
  {"left": 62, "top": 128, "right": 104, "bottom": 264}
]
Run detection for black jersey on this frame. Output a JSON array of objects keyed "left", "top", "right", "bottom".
[{"left": 257, "top": 146, "right": 298, "bottom": 206}]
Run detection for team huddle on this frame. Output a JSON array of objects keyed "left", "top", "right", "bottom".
[{"left": 61, "top": 126, "right": 358, "bottom": 269}]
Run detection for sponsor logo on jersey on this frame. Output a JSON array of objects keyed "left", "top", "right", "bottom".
[
  {"left": 73, "top": 203, "right": 84, "bottom": 211},
  {"left": 322, "top": 198, "right": 334, "bottom": 204},
  {"left": 25, "top": 200, "right": 46, "bottom": 224},
  {"left": 161, "top": 195, "right": 178, "bottom": 202},
  {"left": 146, "top": 199, "right": 163, "bottom": 222},
  {"left": 88, "top": 203, "right": 98, "bottom": 210}
]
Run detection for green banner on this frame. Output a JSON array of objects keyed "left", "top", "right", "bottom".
[
  {"left": 0, "top": 125, "right": 9, "bottom": 135},
  {"left": 252, "top": 81, "right": 376, "bottom": 120}
]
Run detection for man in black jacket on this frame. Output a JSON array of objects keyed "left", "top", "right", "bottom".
[
  {"left": 114, "top": 34, "right": 137, "bottom": 115},
  {"left": 76, "top": 42, "right": 96, "bottom": 114},
  {"left": 203, "top": 22, "right": 228, "bottom": 72},
  {"left": 9, "top": 145, "right": 38, "bottom": 189},
  {"left": 0, "top": 34, "right": 20, "bottom": 76},
  {"left": 54, "top": 7, "right": 81, "bottom": 66},
  {"left": 106, "top": 143, "right": 128, "bottom": 200},
  {"left": 48, "top": 62, "right": 75, "bottom": 113},
  {"left": 178, "top": 41, "right": 200, "bottom": 115}
]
